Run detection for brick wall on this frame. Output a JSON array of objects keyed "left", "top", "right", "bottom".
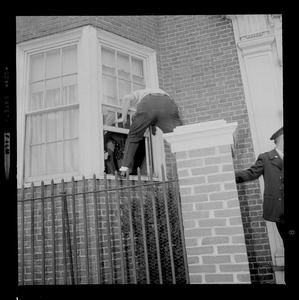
[
  {"left": 173, "top": 141, "right": 250, "bottom": 284},
  {"left": 157, "top": 15, "right": 274, "bottom": 284},
  {"left": 16, "top": 15, "right": 275, "bottom": 283},
  {"left": 16, "top": 16, "right": 160, "bottom": 51}
]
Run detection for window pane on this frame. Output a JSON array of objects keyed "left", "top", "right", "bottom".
[
  {"left": 119, "top": 79, "right": 131, "bottom": 101},
  {"left": 62, "top": 45, "right": 77, "bottom": 75},
  {"left": 117, "top": 52, "right": 130, "bottom": 73},
  {"left": 118, "top": 69, "right": 130, "bottom": 81},
  {"left": 103, "top": 107, "right": 116, "bottom": 126},
  {"left": 102, "top": 65, "right": 116, "bottom": 77},
  {"left": 64, "top": 108, "right": 79, "bottom": 139},
  {"left": 102, "top": 47, "right": 115, "bottom": 68},
  {"left": 102, "top": 74, "right": 117, "bottom": 105},
  {"left": 45, "top": 78, "right": 60, "bottom": 108},
  {"left": 133, "top": 75, "right": 145, "bottom": 85},
  {"left": 46, "top": 111, "right": 63, "bottom": 142},
  {"left": 133, "top": 82, "right": 146, "bottom": 91},
  {"left": 46, "top": 49, "right": 60, "bottom": 79},
  {"left": 29, "top": 114, "right": 45, "bottom": 144},
  {"left": 132, "top": 58, "right": 143, "bottom": 77},
  {"left": 29, "top": 81, "right": 44, "bottom": 110},
  {"left": 62, "top": 74, "right": 77, "bottom": 105},
  {"left": 64, "top": 139, "right": 79, "bottom": 172},
  {"left": 30, "top": 144, "right": 45, "bottom": 176},
  {"left": 46, "top": 142, "right": 63, "bottom": 174},
  {"left": 30, "top": 53, "right": 44, "bottom": 82}
]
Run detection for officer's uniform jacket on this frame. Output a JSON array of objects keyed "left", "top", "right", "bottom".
[{"left": 235, "top": 149, "right": 284, "bottom": 223}]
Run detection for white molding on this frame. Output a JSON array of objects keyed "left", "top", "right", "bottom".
[
  {"left": 163, "top": 120, "right": 238, "bottom": 153},
  {"left": 78, "top": 25, "right": 102, "bottom": 177},
  {"left": 238, "top": 35, "right": 275, "bottom": 56},
  {"left": 227, "top": 15, "right": 270, "bottom": 40}
]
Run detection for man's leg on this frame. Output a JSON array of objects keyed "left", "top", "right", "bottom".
[
  {"left": 120, "top": 112, "right": 154, "bottom": 174},
  {"left": 155, "top": 100, "right": 183, "bottom": 133}
]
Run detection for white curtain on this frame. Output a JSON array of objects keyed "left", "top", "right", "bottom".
[
  {"left": 26, "top": 45, "right": 79, "bottom": 178},
  {"left": 27, "top": 108, "right": 78, "bottom": 177}
]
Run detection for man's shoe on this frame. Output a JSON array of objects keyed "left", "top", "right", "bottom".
[
  {"left": 119, "top": 166, "right": 129, "bottom": 177},
  {"left": 119, "top": 171, "right": 126, "bottom": 177}
]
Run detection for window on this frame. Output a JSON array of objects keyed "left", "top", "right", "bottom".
[
  {"left": 100, "top": 46, "right": 151, "bottom": 175},
  {"left": 24, "top": 46, "right": 79, "bottom": 180},
  {"left": 17, "top": 26, "right": 166, "bottom": 185},
  {"left": 98, "top": 31, "right": 165, "bottom": 178}
]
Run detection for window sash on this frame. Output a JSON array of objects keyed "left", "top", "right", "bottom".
[
  {"left": 25, "top": 44, "right": 79, "bottom": 180},
  {"left": 99, "top": 45, "right": 157, "bottom": 175},
  {"left": 25, "top": 105, "right": 79, "bottom": 179}
]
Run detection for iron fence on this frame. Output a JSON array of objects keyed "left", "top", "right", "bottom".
[{"left": 17, "top": 165, "right": 189, "bottom": 284}]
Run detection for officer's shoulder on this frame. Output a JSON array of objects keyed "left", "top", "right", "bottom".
[
  {"left": 261, "top": 149, "right": 276, "bottom": 160},
  {"left": 256, "top": 151, "right": 269, "bottom": 161}
]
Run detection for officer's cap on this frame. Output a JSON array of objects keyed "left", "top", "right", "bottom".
[{"left": 270, "top": 127, "right": 283, "bottom": 141}]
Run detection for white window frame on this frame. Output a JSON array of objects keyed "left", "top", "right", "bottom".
[
  {"left": 17, "top": 25, "right": 166, "bottom": 187},
  {"left": 97, "top": 30, "right": 166, "bottom": 180}
]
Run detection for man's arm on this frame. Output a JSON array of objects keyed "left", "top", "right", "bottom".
[
  {"left": 116, "top": 93, "right": 135, "bottom": 125},
  {"left": 235, "top": 154, "right": 264, "bottom": 183}
]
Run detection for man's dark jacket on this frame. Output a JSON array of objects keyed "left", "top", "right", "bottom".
[{"left": 235, "top": 149, "right": 284, "bottom": 223}]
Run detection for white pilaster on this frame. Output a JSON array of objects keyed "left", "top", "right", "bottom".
[{"left": 226, "top": 15, "right": 284, "bottom": 284}]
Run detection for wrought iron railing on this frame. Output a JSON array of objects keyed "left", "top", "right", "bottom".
[{"left": 17, "top": 165, "right": 189, "bottom": 285}]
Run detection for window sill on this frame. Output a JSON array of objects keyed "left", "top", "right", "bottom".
[{"left": 102, "top": 173, "right": 162, "bottom": 182}]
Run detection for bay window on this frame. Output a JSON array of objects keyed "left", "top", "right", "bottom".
[{"left": 17, "top": 25, "right": 166, "bottom": 185}]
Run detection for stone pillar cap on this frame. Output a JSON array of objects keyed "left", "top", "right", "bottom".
[{"left": 164, "top": 119, "right": 238, "bottom": 153}]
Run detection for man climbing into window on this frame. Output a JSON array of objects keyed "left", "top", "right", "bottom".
[{"left": 115, "top": 88, "right": 183, "bottom": 176}]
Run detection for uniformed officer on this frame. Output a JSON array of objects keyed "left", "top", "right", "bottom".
[{"left": 235, "top": 127, "right": 285, "bottom": 243}]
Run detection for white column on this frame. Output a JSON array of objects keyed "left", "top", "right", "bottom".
[{"left": 78, "top": 25, "right": 102, "bottom": 177}]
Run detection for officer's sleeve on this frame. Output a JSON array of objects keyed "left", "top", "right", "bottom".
[{"left": 235, "top": 154, "right": 264, "bottom": 183}]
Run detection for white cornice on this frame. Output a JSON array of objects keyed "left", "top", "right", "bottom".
[
  {"left": 163, "top": 120, "right": 238, "bottom": 153},
  {"left": 237, "top": 35, "right": 275, "bottom": 56}
]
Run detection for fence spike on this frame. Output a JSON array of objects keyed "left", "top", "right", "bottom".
[{"left": 161, "top": 164, "right": 166, "bottom": 181}]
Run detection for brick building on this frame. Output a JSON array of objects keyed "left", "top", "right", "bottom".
[{"left": 16, "top": 15, "right": 283, "bottom": 284}]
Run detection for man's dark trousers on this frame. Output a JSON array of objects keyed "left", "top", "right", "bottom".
[{"left": 122, "top": 94, "right": 182, "bottom": 170}]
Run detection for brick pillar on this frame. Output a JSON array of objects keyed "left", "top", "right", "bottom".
[{"left": 164, "top": 120, "right": 251, "bottom": 284}]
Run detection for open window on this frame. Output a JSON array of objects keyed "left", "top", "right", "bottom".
[{"left": 98, "top": 35, "right": 164, "bottom": 177}]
